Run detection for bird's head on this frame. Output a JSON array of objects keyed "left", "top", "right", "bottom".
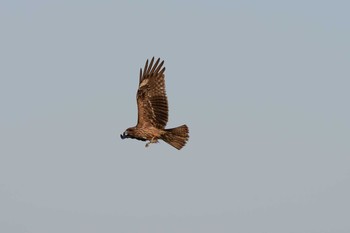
[{"left": 120, "top": 127, "right": 134, "bottom": 139}]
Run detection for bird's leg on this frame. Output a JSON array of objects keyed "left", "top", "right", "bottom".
[{"left": 145, "top": 137, "right": 158, "bottom": 148}]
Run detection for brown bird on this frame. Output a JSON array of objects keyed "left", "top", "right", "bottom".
[{"left": 120, "top": 57, "right": 189, "bottom": 150}]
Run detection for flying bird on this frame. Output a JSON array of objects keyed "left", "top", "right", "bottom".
[{"left": 120, "top": 57, "right": 189, "bottom": 150}]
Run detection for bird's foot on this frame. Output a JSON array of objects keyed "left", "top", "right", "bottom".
[{"left": 145, "top": 138, "right": 158, "bottom": 148}]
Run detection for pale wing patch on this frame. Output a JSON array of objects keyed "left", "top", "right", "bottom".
[{"left": 139, "top": 79, "right": 149, "bottom": 88}]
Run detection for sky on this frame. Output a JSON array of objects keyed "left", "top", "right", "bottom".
[{"left": 1, "top": 1, "right": 350, "bottom": 232}]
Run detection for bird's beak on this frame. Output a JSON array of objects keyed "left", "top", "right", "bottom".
[{"left": 120, "top": 132, "right": 126, "bottom": 139}]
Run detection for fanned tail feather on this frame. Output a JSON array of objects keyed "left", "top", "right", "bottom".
[{"left": 162, "top": 125, "right": 189, "bottom": 150}]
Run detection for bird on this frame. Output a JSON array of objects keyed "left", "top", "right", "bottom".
[{"left": 120, "top": 57, "right": 189, "bottom": 150}]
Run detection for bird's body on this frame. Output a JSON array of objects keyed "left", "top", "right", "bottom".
[{"left": 121, "top": 57, "right": 189, "bottom": 150}]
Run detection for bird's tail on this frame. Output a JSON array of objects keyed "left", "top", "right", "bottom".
[{"left": 162, "top": 124, "right": 189, "bottom": 150}]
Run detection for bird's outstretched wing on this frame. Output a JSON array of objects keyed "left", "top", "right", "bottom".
[{"left": 136, "top": 57, "right": 168, "bottom": 129}]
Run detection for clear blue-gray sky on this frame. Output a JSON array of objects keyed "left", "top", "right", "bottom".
[{"left": 1, "top": 1, "right": 350, "bottom": 232}]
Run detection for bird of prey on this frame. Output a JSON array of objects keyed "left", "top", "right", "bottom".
[{"left": 120, "top": 57, "right": 189, "bottom": 150}]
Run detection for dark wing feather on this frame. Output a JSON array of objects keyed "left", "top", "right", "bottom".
[{"left": 136, "top": 57, "right": 168, "bottom": 129}]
